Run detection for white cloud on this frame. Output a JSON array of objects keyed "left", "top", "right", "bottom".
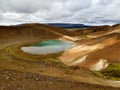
[
  {"left": 0, "top": 0, "right": 120, "bottom": 25},
  {"left": 2, "top": 12, "right": 21, "bottom": 21}
]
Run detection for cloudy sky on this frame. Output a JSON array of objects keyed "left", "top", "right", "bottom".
[{"left": 0, "top": 0, "right": 120, "bottom": 25}]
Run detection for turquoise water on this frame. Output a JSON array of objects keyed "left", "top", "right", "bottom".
[
  {"left": 21, "top": 40, "right": 74, "bottom": 55},
  {"left": 33, "top": 40, "right": 65, "bottom": 46}
]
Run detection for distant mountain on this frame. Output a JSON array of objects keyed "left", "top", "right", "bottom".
[{"left": 46, "top": 23, "right": 90, "bottom": 28}]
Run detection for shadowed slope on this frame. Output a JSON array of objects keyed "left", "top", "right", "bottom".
[{"left": 0, "top": 23, "right": 78, "bottom": 47}]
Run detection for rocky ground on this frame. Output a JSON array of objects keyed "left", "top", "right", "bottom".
[{"left": 0, "top": 69, "right": 120, "bottom": 90}]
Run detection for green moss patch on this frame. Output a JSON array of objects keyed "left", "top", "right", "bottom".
[
  {"left": 4, "top": 43, "right": 69, "bottom": 69},
  {"left": 94, "top": 63, "right": 120, "bottom": 80}
]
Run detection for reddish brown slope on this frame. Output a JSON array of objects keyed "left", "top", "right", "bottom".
[{"left": 61, "top": 24, "right": 120, "bottom": 71}]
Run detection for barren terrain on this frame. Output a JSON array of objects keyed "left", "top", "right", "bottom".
[{"left": 0, "top": 23, "right": 120, "bottom": 90}]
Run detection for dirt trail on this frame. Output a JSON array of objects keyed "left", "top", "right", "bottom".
[
  {"left": 87, "top": 29, "right": 120, "bottom": 38},
  {"left": 40, "top": 27, "right": 77, "bottom": 41},
  {"left": 1, "top": 69, "right": 120, "bottom": 90}
]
